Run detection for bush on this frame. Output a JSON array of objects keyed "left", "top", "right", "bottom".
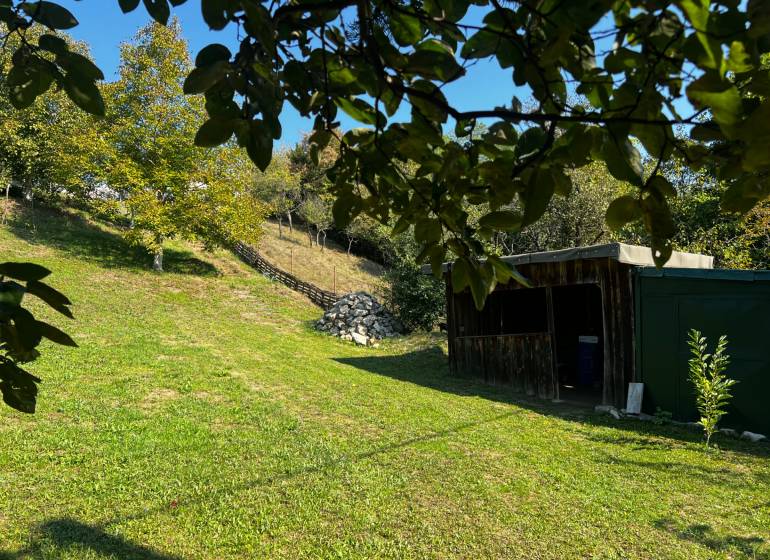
[
  {"left": 385, "top": 260, "right": 445, "bottom": 332},
  {"left": 687, "top": 329, "right": 738, "bottom": 447}
]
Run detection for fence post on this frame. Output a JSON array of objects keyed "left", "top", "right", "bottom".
[{"left": 333, "top": 266, "right": 336, "bottom": 295}]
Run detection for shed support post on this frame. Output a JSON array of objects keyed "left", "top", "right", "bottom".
[{"left": 545, "top": 286, "right": 560, "bottom": 402}]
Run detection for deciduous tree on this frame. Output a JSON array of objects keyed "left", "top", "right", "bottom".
[{"left": 6, "top": 0, "right": 770, "bottom": 307}]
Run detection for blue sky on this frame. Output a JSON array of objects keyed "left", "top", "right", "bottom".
[
  {"left": 56, "top": 2, "right": 695, "bottom": 149},
  {"left": 57, "top": 1, "right": 521, "bottom": 147}
]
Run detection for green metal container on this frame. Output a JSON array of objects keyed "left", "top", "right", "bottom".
[{"left": 635, "top": 268, "right": 770, "bottom": 435}]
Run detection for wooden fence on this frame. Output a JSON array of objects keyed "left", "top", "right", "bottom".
[{"left": 232, "top": 241, "right": 340, "bottom": 309}]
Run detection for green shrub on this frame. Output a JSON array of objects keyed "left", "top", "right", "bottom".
[
  {"left": 687, "top": 329, "right": 738, "bottom": 447},
  {"left": 385, "top": 260, "right": 445, "bottom": 332}
]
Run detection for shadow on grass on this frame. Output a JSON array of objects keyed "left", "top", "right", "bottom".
[
  {"left": 654, "top": 518, "right": 767, "bottom": 557},
  {"left": 332, "top": 346, "right": 770, "bottom": 457},
  {"left": 0, "top": 518, "right": 182, "bottom": 559},
  {"left": 5, "top": 202, "right": 219, "bottom": 276}
]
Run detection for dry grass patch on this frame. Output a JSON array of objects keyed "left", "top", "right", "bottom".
[
  {"left": 258, "top": 220, "right": 385, "bottom": 295},
  {"left": 139, "top": 388, "right": 180, "bottom": 409}
]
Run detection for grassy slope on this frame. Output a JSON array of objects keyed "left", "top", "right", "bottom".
[
  {"left": 257, "top": 220, "right": 385, "bottom": 295},
  {"left": 0, "top": 204, "right": 769, "bottom": 560}
]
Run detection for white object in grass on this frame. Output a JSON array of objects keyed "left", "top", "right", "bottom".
[{"left": 626, "top": 383, "right": 644, "bottom": 415}]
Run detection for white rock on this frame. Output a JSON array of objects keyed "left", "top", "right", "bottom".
[{"left": 351, "top": 332, "right": 368, "bottom": 346}]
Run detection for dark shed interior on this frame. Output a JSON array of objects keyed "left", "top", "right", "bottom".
[{"left": 444, "top": 243, "right": 713, "bottom": 409}]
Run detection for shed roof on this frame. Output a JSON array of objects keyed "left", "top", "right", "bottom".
[
  {"left": 433, "top": 242, "right": 713, "bottom": 273},
  {"left": 498, "top": 242, "right": 713, "bottom": 269},
  {"left": 638, "top": 267, "right": 770, "bottom": 282}
]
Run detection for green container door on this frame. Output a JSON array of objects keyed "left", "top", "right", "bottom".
[{"left": 636, "top": 269, "right": 770, "bottom": 434}]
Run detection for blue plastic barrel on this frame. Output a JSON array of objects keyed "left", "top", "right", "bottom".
[{"left": 577, "top": 335, "right": 600, "bottom": 386}]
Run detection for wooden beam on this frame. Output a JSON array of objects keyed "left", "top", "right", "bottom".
[{"left": 545, "top": 286, "right": 560, "bottom": 402}]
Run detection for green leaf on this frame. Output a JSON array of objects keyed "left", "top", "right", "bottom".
[
  {"left": 605, "top": 195, "right": 641, "bottom": 230},
  {"left": 243, "top": 120, "right": 273, "bottom": 172},
  {"left": 183, "top": 61, "right": 229, "bottom": 94},
  {"left": 202, "top": 0, "right": 228, "bottom": 30},
  {"left": 194, "top": 117, "right": 235, "bottom": 147},
  {"left": 460, "top": 28, "right": 499, "bottom": 59},
  {"left": 118, "top": 0, "right": 141, "bottom": 13},
  {"left": 407, "top": 39, "right": 464, "bottom": 82},
  {"left": 19, "top": 1, "right": 78, "bottom": 29},
  {"left": 468, "top": 262, "right": 493, "bottom": 311},
  {"left": 36, "top": 321, "right": 77, "bottom": 347},
  {"left": 487, "top": 256, "right": 532, "bottom": 288},
  {"left": 195, "top": 44, "right": 231, "bottom": 68},
  {"left": 686, "top": 72, "right": 742, "bottom": 128},
  {"left": 680, "top": 0, "right": 722, "bottom": 71},
  {"left": 517, "top": 127, "right": 546, "bottom": 158},
  {"left": 647, "top": 175, "right": 677, "bottom": 199},
  {"left": 651, "top": 240, "right": 673, "bottom": 268},
  {"left": 451, "top": 258, "right": 471, "bottom": 292},
  {"left": 58, "top": 51, "right": 105, "bottom": 82},
  {"left": 61, "top": 73, "right": 105, "bottom": 116},
  {"left": 142, "top": 0, "right": 170, "bottom": 25},
  {"left": 332, "top": 192, "right": 358, "bottom": 228},
  {"left": 389, "top": 10, "right": 422, "bottom": 46},
  {"left": 478, "top": 210, "right": 522, "bottom": 231},
  {"left": 7, "top": 62, "right": 55, "bottom": 109},
  {"left": 391, "top": 214, "right": 411, "bottom": 236},
  {"left": 721, "top": 176, "right": 768, "bottom": 213},
  {"left": 334, "top": 97, "right": 379, "bottom": 126},
  {"left": 0, "top": 262, "right": 51, "bottom": 281},
  {"left": 521, "top": 168, "right": 555, "bottom": 227},
  {"left": 407, "top": 80, "right": 448, "bottom": 123},
  {"left": 38, "top": 34, "right": 68, "bottom": 55},
  {"left": 414, "top": 218, "right": 442, "bottom": 244},
  {"left": 604, "top": 48, "right": 644, "bottom": 73},
  {"left": 601, "top": 133, "right": 643, "bottom": 186},
  {"left": 727, "top": 41, "right": 753, "bottom": 73}
]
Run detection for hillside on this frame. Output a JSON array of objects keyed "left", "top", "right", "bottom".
[
  {"left": 257, "top": 219, "right": 385, "bottom": 296},
  {"left": 0, "top": 203, "right": 769, "bottom": 559}
]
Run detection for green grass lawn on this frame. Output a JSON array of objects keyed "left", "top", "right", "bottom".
[{"left": 1, "top": 204, "right": 769, "bottom": 560}]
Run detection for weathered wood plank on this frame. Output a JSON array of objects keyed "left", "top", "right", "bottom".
[
  {"left": 452, "top": 334, "right": 554, "bottom": 399},
  {"left": 447, "top": 257, "right": 634, "bottom": 408}
]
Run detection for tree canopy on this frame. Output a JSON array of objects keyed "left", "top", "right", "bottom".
[{"left": 2, "top": 0, "right": 770, "bottom": 307}]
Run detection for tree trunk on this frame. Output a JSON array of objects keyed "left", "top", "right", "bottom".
[
  {"left": 321, "top": 231, "right": 327, "bottom": 251},
  {"left": 306, "top": 223, "right": 313, "bottom": 246},
  {"left": 26, "top": 183, "right": 36, "bottom": 233},
  {"left": 287, "top": 211, "right": 293, "bottom": 232},
  {"left": 153, "top": 240, "right": 164, "bottom": 272},
  {"left": 277, "top": 216, "right": 283, "bottom": 239},
  {"left": 1, "top": 182, "right": 10, "bottom": 225},
  {"left": 316, "top": 229, "right": 321, "bottom": 247},
  {"left": 347, "top": 237, "right": 353, "bottom": 256}
]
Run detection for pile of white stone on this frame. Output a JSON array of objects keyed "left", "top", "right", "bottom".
[{"left": 316, "top": 292, "right": 403, "bottom": 346}]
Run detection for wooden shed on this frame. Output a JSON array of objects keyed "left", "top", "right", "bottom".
[{"left": 443, "top": 243, "right": 712, "bottom": 409}]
